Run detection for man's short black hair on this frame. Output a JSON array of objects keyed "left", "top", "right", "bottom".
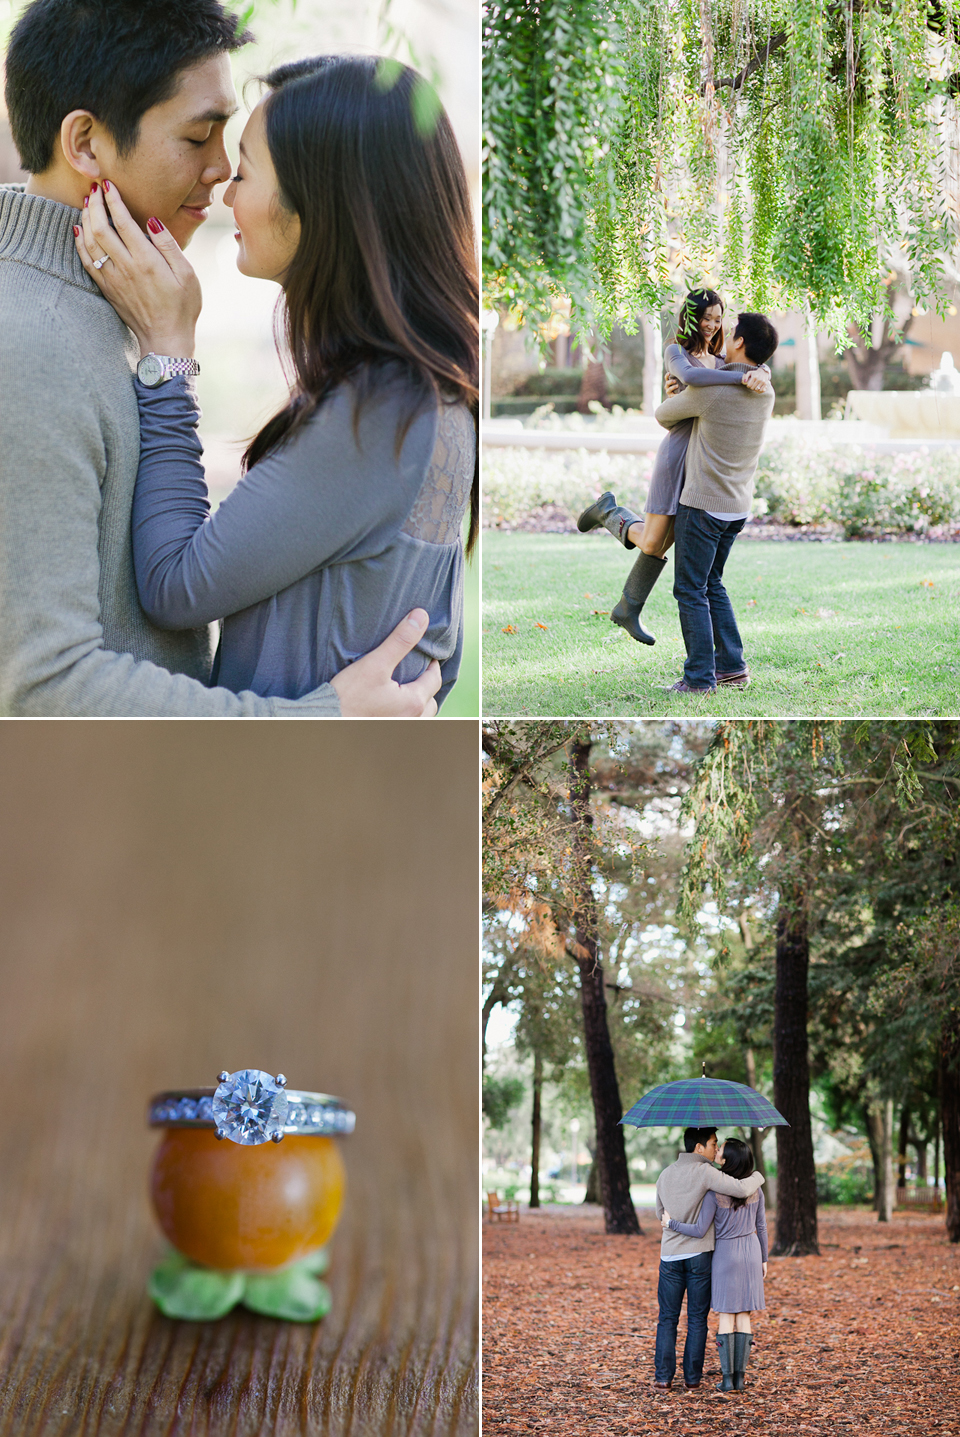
[
  {"left": 5, "top": 0, "right": 252, "bottom": 174},
  {"left": 733, "top": 312, "right": 779, "bottom": 367},
  {"left": 683, "top": 1127, "right": 717, "bottom": 1153}
]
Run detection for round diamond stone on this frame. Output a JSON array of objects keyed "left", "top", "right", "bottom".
[{"left": 212, "top": 1069, "right": 289, "bottom": 1145}]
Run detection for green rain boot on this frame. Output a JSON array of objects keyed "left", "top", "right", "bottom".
[
  {"left": 610, "top": 550, "right": 667, "bottom": 645},
  {"left": 733, "top": 1331, "right": 753, "bottom": 1391},
  {"left": 576, "top": 491, "right": 642, "bottom": 549},
  {"left": 715, "top": 1333, "right": 735, "bottom": 1393}
]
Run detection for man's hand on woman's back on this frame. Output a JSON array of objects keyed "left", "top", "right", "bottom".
[{"left": 330, "top": 609, "right": 441, "bottom": 716}]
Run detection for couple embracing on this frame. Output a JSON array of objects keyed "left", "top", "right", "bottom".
[
  {"left": 653, "top": 1126, "right": 768, "bottom": 1395},
  {"left": 0, "top": 0, "right": 477, "bottom": 716},
  {"left": 578, "top": 291, "right": 778, "bottom": 695}
]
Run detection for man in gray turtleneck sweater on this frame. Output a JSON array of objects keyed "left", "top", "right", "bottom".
[
  {"left": 651, "top": 1126, "right": 764, "bottom": 1392},
  {"left": 0, "top": 0, "right": 440, "bottom": 716}
]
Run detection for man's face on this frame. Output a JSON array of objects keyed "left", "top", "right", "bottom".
[
  {"left": 725, "top": 328, "right": 746, "bottom": 364},
  {"left": 97, "top": 54, "right": 237, "bottom": 248},
  {"left": 697, "top": 1133, "right": 718, "bottom": 1162}
]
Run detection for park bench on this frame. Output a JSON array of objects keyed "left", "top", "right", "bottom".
[
  {"left": 895, "top": 1186, "right": 944, "bottom": 1211},
  {"left": 487, "top": 1191, "right": 520, "bottom": 1223}
]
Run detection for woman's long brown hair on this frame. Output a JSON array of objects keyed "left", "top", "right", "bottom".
[
  {"left": 243, "top": 56, "right": 480, "bottom": 554},
  {"left": 675, "top": 287, "right": 725, "bottom": 358}
]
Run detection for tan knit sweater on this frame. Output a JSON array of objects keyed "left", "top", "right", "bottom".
[
  {"left": 655, "top": 1152, "right": 765, "bottom": 1257},
  {"left": 654, "top": 362, "right": 775, "bottom": 515},
  {"left": 0, "top": 185, "right": 339, "bottom": 715}
]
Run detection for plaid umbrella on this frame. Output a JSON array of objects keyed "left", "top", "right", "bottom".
[{"left": 620, "top": 1077, "right": 788, "bottom": 1130}]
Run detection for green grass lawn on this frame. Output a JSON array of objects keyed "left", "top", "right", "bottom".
[{"left": 482, "top": 531, "right": 960, "bottom": 717}]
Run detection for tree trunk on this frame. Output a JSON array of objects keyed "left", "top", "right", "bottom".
[
  {"left": 583, "top": 1155, "right": 601, "bottom": 1204},
  {"left": 744, "top": 1046, "right": 767, "bottom": 1180},
  {"left": 530, "top": 1050, "right": 543, "bottom": 1209},
  {"left": 864, "top": 1103, "right": 883, "bottom": 1211},
  {"left": 642, "top": 316, "right": 663, "bottom": 416},
  {"left": 771, "top": 901, "right": 819, "bottom": 1255},
  {"left": 898, "top": 1104, "right": 910, "bottom": 1188},
  {"left": 940, "top": 1009, "right": 960, "bottom": 1242},
  {"left": 568, "top": 739, "right": 641, "bottom": 1236},
  {"left": 794, "top": 313, "right": 821, "bottom": 419},
  {"left": 878, "top": 1099, "right": 895, "bottom": 1222},
  {"left": 934, "top": 1109, "right": 941, "bottom": 1194},
  {"left": 915, "top": 1137, "right": 927, "bottom": 1184},
  {"left": 576, "top": 359, "right": 610, "bottom": 414}
]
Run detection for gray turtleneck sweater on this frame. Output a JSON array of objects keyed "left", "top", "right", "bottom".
[{"left": 0, "top": 184, "right": 339, "bottom": 715}]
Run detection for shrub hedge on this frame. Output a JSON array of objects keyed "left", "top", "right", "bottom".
[{"left": 483, "top": 432, "right": 960, "bottom": 537}]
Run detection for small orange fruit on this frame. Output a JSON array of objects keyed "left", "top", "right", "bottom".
[{"left": 150, "top": 1128, "right": 345, "bottom": 1270}]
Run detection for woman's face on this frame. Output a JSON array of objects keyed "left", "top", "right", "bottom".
[
  {"left": 697, "top": 303, "right": 724, "bottom": 345},
  {"left": 223, "top": 100, "right": 301, "bottom": 285},
  {"left": 716, "top": 1140, "right": 726, "bottom": 1166}
]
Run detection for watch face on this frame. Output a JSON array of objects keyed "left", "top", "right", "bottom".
[{"left": 138, "top": 354, "right": 164, "bottom": 387}]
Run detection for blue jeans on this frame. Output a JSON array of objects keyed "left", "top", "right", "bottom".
[
  {"left": 654, "top": 1252, "right": 713, "bottom": 1385},
  {"left": 673, "top": 504, "right": 747, "bottom": 689}
]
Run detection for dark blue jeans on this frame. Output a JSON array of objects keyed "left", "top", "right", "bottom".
[
  {"left": 654, "top": 1252, "right": 713, "bottom": 1385},
  {"left": 673, "top": 504, "right": 747, "bottom": 690}
]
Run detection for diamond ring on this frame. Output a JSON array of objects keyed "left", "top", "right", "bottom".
[
  {"left": 93, "top": 254, "right": 112, "bottom": 270},
  {"left": 149, "top": 1068, "right": 356, "bottom": 1146}
]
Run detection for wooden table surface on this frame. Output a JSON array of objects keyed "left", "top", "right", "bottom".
[{"left": 0, "top": 724, "right": 478, "bottom": 1436}]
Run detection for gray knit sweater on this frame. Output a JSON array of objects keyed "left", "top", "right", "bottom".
[
  {"left": 655, "top": 1152, "right": 765, "bottom": 1257},
  {"left": 0, "top": 184, "right": 339, "bottom": 715},
  {"left": 654, "top": 362, "right": 775, "bottom": 514}
]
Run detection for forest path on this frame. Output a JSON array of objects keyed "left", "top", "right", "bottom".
[{"left": 483, "top": 1205, "right": 959, "bottom": 1436}]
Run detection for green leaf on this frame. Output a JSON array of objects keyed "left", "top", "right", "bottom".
[
  {"left": 242, "top": 1266, "right": 332, "bottom": 1322},
  {"left": 148, "top": 1252, "right": 245, "bottom": 1321},
  {"left": 299, "top": 1247, "right": 330, "bottom": 1275},
  {"left": 411, "top": 76, "right": 443, "bottom": 138},
  {"left": 375, "top": 57, "right": 405, "bottom": 93}
]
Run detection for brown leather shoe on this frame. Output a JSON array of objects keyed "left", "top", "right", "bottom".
[
  {"left": 664, "top": 679, "right": 715, "bottom": 695},
  {"left": 684, "top": 1380, "right": 701, "bottom": 1391},
  {"left": 715, "top": 668, "right": 750, "bottom": 689},
  {"left": 653, "top": 1379, "right": 673, "bottom": 1390}
]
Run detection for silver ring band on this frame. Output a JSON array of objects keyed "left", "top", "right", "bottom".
[
  {"left": 93, "top": 254, "right": 112, "bottom": 270},
  {"left": 148, "top": 1068, "right": 355, "bottom": 1145}
]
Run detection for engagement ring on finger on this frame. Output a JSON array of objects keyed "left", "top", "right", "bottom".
[
  {"left": 93, "top": 254, "right": 112, "bottom": 269},
  {"left": 148, "top": 1068, "right": 356, "bottom": 1145}
]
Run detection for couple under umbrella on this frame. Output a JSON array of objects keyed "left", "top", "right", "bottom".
[{"left": 621, "top": 1075, "right": 788, "bottom": 1395}]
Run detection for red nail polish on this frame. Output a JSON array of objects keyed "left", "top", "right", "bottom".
[
  {"left": 83, "top": 196, "right": 88, "bottom": 208},
  {"left": 103, "top": 179, "right": 110, "bottom": 192},
  {"left": 73, "top": 225, "right": 79, "bottom": 236},
  {"left": 147, "top": 217, "right": 163, "bottom": 234},
  {"left": 90, "top": 182, "right": 98, "bottom": 193}
]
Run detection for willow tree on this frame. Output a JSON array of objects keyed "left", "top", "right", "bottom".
[{"left": 483, "top": 0, "right": 960, "bottom": 342}]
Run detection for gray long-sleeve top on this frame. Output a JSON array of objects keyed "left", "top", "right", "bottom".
[
  {"left": 132, "top": 365, "right": 475, "bottom": 705},
  {"left": 664, "top": 343, "right": 756, "bottom": 390},
  {"left": 668, "top": 1187, "right": 769, "bottom": 1261}
]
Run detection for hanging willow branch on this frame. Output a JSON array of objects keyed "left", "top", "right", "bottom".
[{"left": 483, "top": 0, "right": 960, "bottom": 342}]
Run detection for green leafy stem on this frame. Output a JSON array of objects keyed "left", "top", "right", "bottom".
[{"left": 149, "top": 1246, "right": 332, "bottom": 1322}]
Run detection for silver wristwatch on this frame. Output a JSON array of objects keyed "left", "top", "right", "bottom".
[{"left": 137, "top": 353, "right": 201, "bottom": 387}]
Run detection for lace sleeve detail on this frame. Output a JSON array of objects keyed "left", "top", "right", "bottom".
[{"left": 401, "top": 400, "right": 475, "bottom": 545}]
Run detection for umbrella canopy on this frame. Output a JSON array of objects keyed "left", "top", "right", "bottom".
[{"left": 620, "top": 1078, "right": 788, "bottom": 1130}]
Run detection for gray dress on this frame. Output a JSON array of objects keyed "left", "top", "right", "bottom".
[
  {"left": 644, "top": 344, "right": 752, "bottom": 516},
  {"left": 132, "top": 363, "right": 475, "bottom": 707},
  {"left": 669, "top": 1187, "right": 767, "bottom": 1312}
]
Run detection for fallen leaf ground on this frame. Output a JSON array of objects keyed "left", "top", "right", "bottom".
[{"left": 482, "top": 1205, "right": 960, "bottom": 1436}]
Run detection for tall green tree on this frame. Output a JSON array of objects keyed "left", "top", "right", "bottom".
[{"left": 681, "top": 719, "right": 960, "bottom": 1248}]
